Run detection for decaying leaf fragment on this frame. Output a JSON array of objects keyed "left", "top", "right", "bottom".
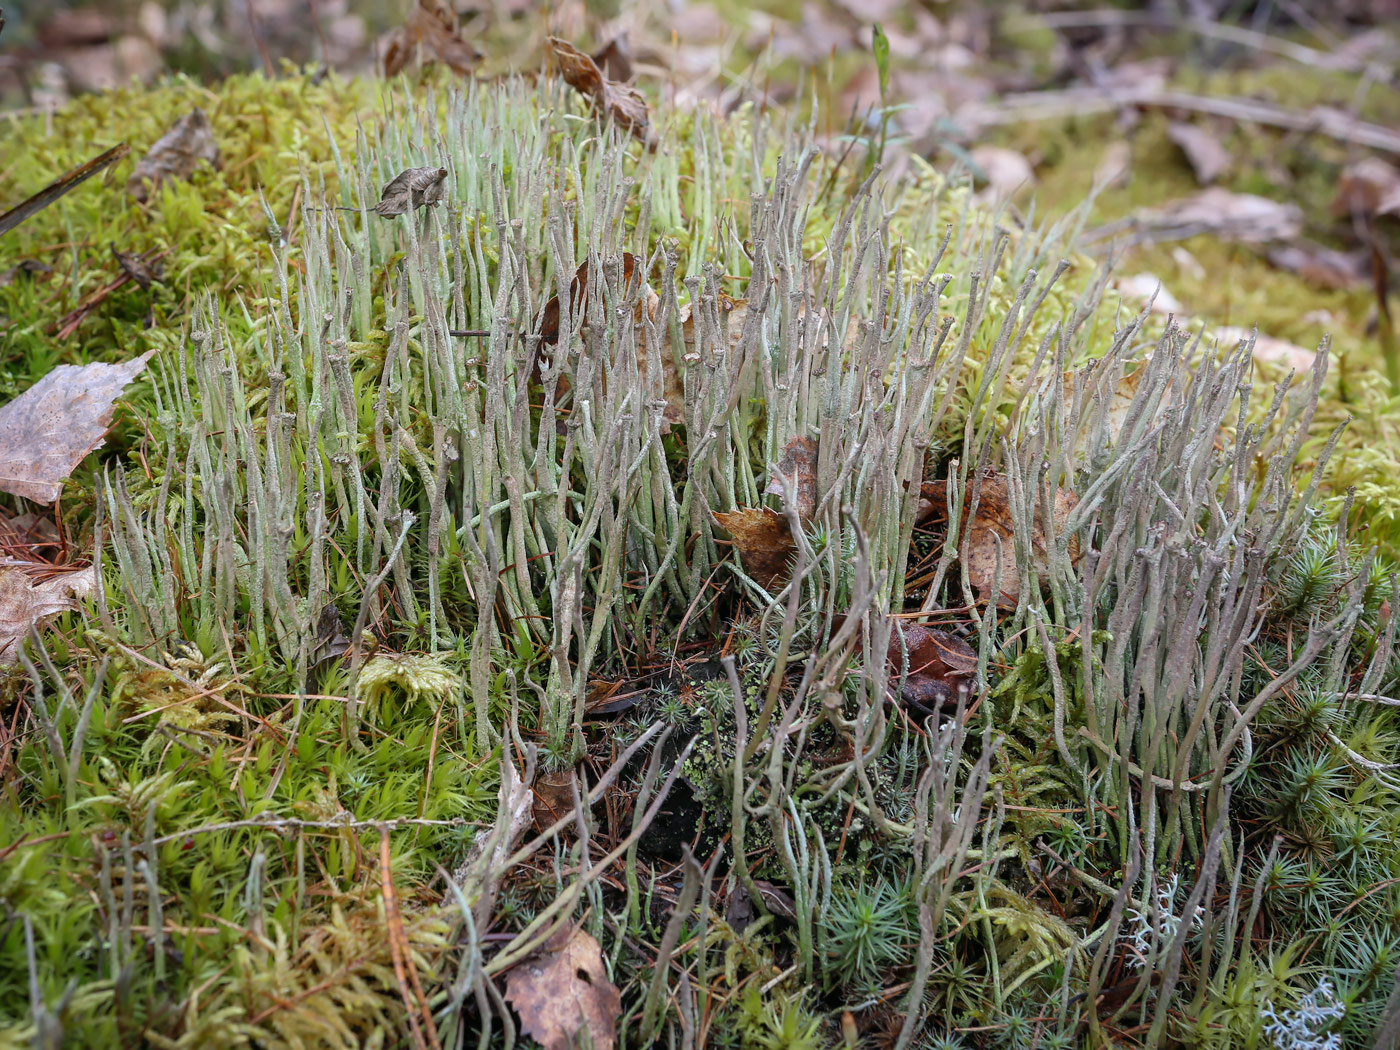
[
  {"left": 374, "top": 166, "right": 449, "bottom": 217},
  {"left": 548, "top": 38, "right": 652, "bottom": 148},
  {"left": 921, "top": 473, "right": 1078, "bottom": 609},
  {"left": 504, "top": 925, "right": 621, "bottom": 1050},
  {"left": 381, "top": 0, "right": 480, "bottom": 77},
  {"left": 127, "top": 109, "right": 219, "bottom": 202},
  {"left": 0, "top": 567, "right": 96, "bottom": 663},
  {"left": 0, "top": 350, "right": 155, "bottom": 503},
  {"left": 713, "top": 507, "right": 796, "bottom": 591},
  {"left": 886, "top": 622, "right": 977, "bottom": 715},
  {"left": 764, "top": 436, "right": 818, "bottom": 523},
  {"left": 1166, "top": 121, "right": 1230, "bottom": 185}
]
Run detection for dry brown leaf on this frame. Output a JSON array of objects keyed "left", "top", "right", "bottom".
[
  {"left": 381, "top": 0, "right": 479, "bottom": 77},
  {"left": 713, "top": 507, "right": 795, "bottom": 591},
  {"left": 127, "top": 109, "right": 219, "bottom": 203},
  {"left": 0, "top": 351, "right": 155, "bottom": 504},
  {"left": 886, "top": 622, "right": 976, "bottom": 714},
  {"left": 1266, "top": 242, "right": 1368, "bottom": 290},
  {"left": 111, "top": 245, "right": 161, "bottom": 289},
  {"left": 0, "top": 567, "right": 96, "bottom": 663},
  {"left": 591, "top": 34, "right": 632, "bottom": 82},
  {"left": 1166, "top": 121, "right": 1230, "bottom": 185},
  {"left": 1332, "top": 157, "right": 1400, "bottom": 218},
  {"left": 548, "top": 37, "right": 652, "bottom": 148},
  {"left": 504, "top": 925, "right": 621, "bottom": 1050},
  {"left": 764, "top": 436, "right": 818, "bottom": 524},
  {"left": 374, "top": 166, "right": 449, "bottom": 218},
  {"left": 922, "top": 473, "right": 1078, "bottom": 609}
]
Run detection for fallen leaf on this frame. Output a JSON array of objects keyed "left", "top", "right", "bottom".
[
  {"left": 532, "top": 768, "right": 575, "bottom": 829},
  {"left": 922, "top": 473, "right": 1078, "bottom": 609},
  {"left": 1112, "top": 273, "right": 1183, "bottom": 315},
  {"left": 1061, "top": 355, "right": 1167, "bottom": 450},
  {"left": 541, "top": 253, "right": 685, "bottom": 427},
  {"left": 886, "top": 622, "right": 976, "bottom": 714},
  {"left": 504, "top": 925, "right": 621, "bottom": 1050},
  {"left": 111, "top": 245, "right": 161, "bottom": 289},
  {"left": 713, "top": 508, "right": 795, "bottom": 591},
  {"left": 1214, "top": 326, "right": 1319, "bottom": 373},
  {"left": 374, "top": 166, "right": 449, "bottom": 218},
  {"left": 0, "top": 144, "right": 130, "bottom": 238},
  {"left": 309, "top": 602, "right": 351, "bottom": 669},
  {"left": 592, "top": 34, "right": 632, "bottom": 82},
  {"left": 0, "top": 567, "right": 97, "bottom": 663},
  {"left": 764, "top": 436, "right": 818, "bottom": 523},
  {"left": 1093, "top": 140, "right": 1132, "bottom": 191},
  {"left": 1333, "top": 157, "right": 1400, "bottom": 218},
  {"left": 381, "top": 0, "right": 480, "bottom": 78},
  {"left": 1166, "top": 121, "right": 1230, "bottom": 185},
  {"left": 1109, "top": 189, "right": 1301, "bottom": 245},
  {"left": 969, "top": 145, "right": 1034, "bottom": 202},
  {"left": 549, "top": 37, "right": 652, "bottom": 148},
  {"left": 726, "top": 879, "right": 798, "bottom": 934},
  {"left": 1266, "top": 242, "right": 1368, "bottom": 290},
  {"left": 0, "top": 351, "right": 156, "bottom": 504},
  {"left": 127, "top": 109, "right": 219, "bottom": 203},
  {"left": 0, "top": 260, "right": 54, "bottom": 287}
]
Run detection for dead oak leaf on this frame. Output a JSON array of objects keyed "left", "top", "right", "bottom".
[
  {"left": 0, "top": 351, "right": 155, "bottom": 504},
  {"left": 764, "top": 436, "right": 818, "bottom": 524},
  {"left": 0, "top": 567, "right": 97, "bottom": 663},
  {"left": 127, "top": 109, "right": 219, "bottom": 203},
  {"left": 548, "top": 37, "right": 652, "bottom": 148},
  {"left": 713, "top": 507, "right": 795, "bottom": 591},
  {"left": 374, "top": 166, "right": 449, "bottom": 218},
  {"left": 888, "top": 622, "right": 976, "bottom": 715},
  {"left": 504, "top": 925, "right": 621, "bottom": 1050},
  {"left": 381, "top": 0, "right": 480, "bottom": 78},
  {"left": 923, "top": 473, "right": 1078, "bottom": 609}
]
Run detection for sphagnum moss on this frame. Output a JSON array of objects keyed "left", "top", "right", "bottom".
[{"left": 0, "top": 66, "right": 1398, "bottom": 1050}]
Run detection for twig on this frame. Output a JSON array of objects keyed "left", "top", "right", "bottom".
[
  {"left": 958, "top": 87, "right": 1400, "bottom": 157},
  {"left": 380, "top": 830, "right": 441, "bottom": 1050}
]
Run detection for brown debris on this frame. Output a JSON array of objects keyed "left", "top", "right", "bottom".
[
  {"left": 374, "top": 166, "right": 449, "bottom": 218},
  {"left": 1332, "top": 157, "right": 1400, "bottom": 219},
  {"left": 0, "top": 144, "right": 130, "bottom": 238},
  {"left": 1266, "top": 242, "right": 1369, "bottom": 290},
  {"left": 111, "top": 245, "right": 162, "bottom": 289},
  {"left": 504, "top": 925, "right": 621, "bottom": 1050},
  {"left": 381, "top": 0, "right": 480, "bottom": 78},
  {"left": 548, "top": 38, "right": 652, "bottom": 148},
  {"left": 0, "top": 351, "right": 156, "bottom": 504},
  {"left": 712, "top": 507, "right": 796, "bottom": 591},
  {"left": 127, "top": 109, "right": 220, "bottom": 203}
]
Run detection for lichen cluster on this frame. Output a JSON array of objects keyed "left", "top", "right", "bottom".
[{"left": 1, "top": 67, "right": 1399, "bottom": 1050}]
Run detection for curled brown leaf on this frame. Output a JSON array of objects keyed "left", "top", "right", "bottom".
[
  {"left": 127, "top": 109, "right": 219, "bottom": 203},
  {"left": 382, "top": 0, "right": 480, "bottom": 78},
  {"left": 374, "top": 166, "right": 449, "bottom": 218},
  {"left": 548, "top": 37, "right": 652, "bottom": 148},
  {"left": 713, "top": 507, "right": 795, "bottom": 591}
]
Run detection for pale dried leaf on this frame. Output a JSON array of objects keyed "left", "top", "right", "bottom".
[
  {"left": 549, "top": 37, "right": 651, "bottom": 147},
  {"left": 970, "top": 145, "right": 1034, "bottom": 202},
  {"left": 0, "top": 351, "right": 155, "bottom": 504},
  {"left": 127, "top": 109, "right": 219, "bottom": 203},
  {"left": 1215, "top": 326, "right": 1319, "bottom": 373},
  {"left": 1266, "top": 242, "right": 1368, "bottom": 290},
  {"left": 0, "top": 567, "right": 96, "bottom": 663},
  {"left": 1093, "top": 140, "right": 1132, "bottom": 191},
  {"left": 1145, "top": 188, "right": 1301, "bottom": 242},
  {"left": 504, "top": 926, "right": 621, "bottom": 1050},
  {"left": 1113, "top": 273, "right": 1183, "bottom": 315},
  {"left": 1166, "top": 121, "right": 1230, "bottom": 185},
  {"left": 374, "top": 166, "right": 449, "bottom": 218},
  {"left": 1333, "top": 157, "right": 1400, "bottom": 218}
]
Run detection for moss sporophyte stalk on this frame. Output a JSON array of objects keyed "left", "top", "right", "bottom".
[{"left": 0, "top": 66, "right": 1396, "bottom": 1050}]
